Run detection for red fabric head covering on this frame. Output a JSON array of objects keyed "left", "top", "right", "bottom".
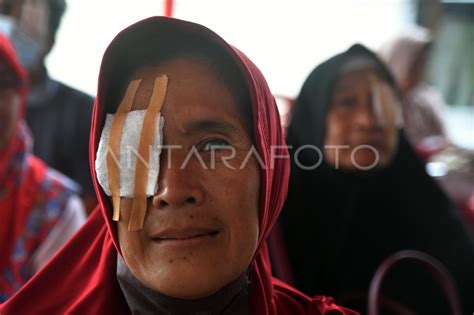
[
  {"left": 0, "top": 34, "right": 76, "bottom": 301},
  {"left": 0, "top": 17, "right": 356, "bottom": 314},
  {"left": 0, "top": 34, "right": 31, "bottom": 274},
  {"left": 0, "top": 33, "right": 27, "bottom": 181}
]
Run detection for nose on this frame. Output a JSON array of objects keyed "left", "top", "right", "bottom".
[
  {"left": 354, "top": 100, "right": 380, "bottom": 130},
  {"left": 151, "top": 150, "right": 205, "bottom": 210}
]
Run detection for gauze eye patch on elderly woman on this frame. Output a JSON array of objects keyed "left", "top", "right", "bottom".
[
  {"left": 95, "top": 75, "right": 167, "bottom": 231},
  {"left": 369, "top": 73, "right": 403, "bottom": 128}
]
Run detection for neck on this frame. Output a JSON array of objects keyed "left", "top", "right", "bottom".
[
  {"left": 28, "top": 64, "right": 48, "bottom": 87},
  {"left": 116, "top": 256, "right": 251, "bottom": 315}
]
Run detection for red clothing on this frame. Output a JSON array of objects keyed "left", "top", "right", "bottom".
[
  {"left": 0, "top": 35, "right": 80, "bottom": 301},
  {"left": 0, "top": 17, "right": 357, "bottom": 314}
]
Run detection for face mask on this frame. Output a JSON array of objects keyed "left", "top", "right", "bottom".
[{"left": 0, "top": 14, "right": 41, "bottom": 70}]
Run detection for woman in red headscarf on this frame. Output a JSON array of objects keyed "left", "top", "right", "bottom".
[
  {"left": 0, "top": 17, "right": 356, "bottom": 314},
  {"left": 0, "top": 34, "right": 85, "bottom": 301}
]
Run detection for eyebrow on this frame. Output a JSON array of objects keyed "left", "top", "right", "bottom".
[{"left": 183, "top": 119, "right": 242, "bottom": 136}]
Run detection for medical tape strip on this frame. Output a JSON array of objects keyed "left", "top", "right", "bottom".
[
  {"left": 128, "top": 75, "right": 168, "bottom": 231},
  {"left": 121, "top": 198, "right": 134, "bottom": 224},
  {"left": 381, "top": 84, "right": 403, "bottom": 127},
  {"left": 370, "top": 73, "right": 403, "bottom": 128},
  {"left": 369, "top": 74, "right": 386, "bottom": 126},
  {"left": 379, "top": 83, "right": 394, "bottom": 127},
  {"left": 107, "top": 79, "right": 142, "bottom": 221}
]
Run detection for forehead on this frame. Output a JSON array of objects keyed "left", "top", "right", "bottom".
[
  {"left": 333, "top": 68, "right": 384, "bottom": 93},
  {"left": 132, "top": 57, "right": 226, "bottom": 95},
  {"left": 126, "top": 57, "right": 250, "bottom": 136}
]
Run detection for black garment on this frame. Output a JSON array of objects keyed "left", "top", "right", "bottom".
[
  {"left": 279, "top": 44, "right": 474, "bottom": 314},
  {"left": 25, "top": 70, "right": 94, "bottom": 195},
  {"left": 117, "top": 256, "right": 251, "bottom": 314}
]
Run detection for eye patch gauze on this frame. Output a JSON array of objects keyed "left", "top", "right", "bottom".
[
  {"left": 370, "top": 74, "right": 403, "bottom": 127},
  {"left": 95, "top": 75, "right": 168, "bottom": 230},
  {"left": 95, "top": 110, "right": 164, "bottom": 198}
]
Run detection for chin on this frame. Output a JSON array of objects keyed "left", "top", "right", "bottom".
[
  {"left": 352, "top": 151, "right": 380, "bottom": 169},
  {"left": 139, "top": 254, "right": 228, "bottom": 299},
  {"left": 148, "top": 267, "right": 225, "bottom": 299}
]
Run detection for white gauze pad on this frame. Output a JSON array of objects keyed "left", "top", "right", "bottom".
[
  {"left": 95, "top": 110, "right": 164, "bottom": 197},
  {"left": 371, "top": 78, "right": 403, "bottom": 128}
]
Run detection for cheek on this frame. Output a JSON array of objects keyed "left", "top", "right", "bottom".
[
  {"left": 380, "top": 128, "right": 399, "bottom": 165},
  {"left": 212, "top": 160, "right": 260, "bottom": 261},
  {"left": 325, "top": 111, "right": 351, "bottom": 146},
  {"left": 222, "top": 167, "right": 259, "bottom": 216},
  {"left": 325, "top": 112, "right": 352, "bottom": 166},
  {"left": 116, "top": 199, "right": 149, "bottom": 277}
]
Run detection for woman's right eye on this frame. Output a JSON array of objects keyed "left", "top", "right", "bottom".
[{"left": 202, "top": 138, "right": 232, "bottom": 151}]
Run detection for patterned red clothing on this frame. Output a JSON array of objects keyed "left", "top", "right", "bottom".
[
  {"left": 0, "top": 124, "right": 80, "bottom": 302},
  {"left": 0, "top": 34, "right": 82, "bottom": 302}
]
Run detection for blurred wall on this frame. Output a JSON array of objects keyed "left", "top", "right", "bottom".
[{"left": 46, "top": 0, "right": 414, "bottom": 97}]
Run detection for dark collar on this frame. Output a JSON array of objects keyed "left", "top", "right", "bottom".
[
  {"left": 27, "top": 67, "right": 60, "bottom": 108},
  {"left": 116, "top": 256, "right": 251, "bottom": 315}
]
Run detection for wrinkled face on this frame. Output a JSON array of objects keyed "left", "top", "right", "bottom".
[
  {"left": 115, "top": 57, "right": 260, "bottom": 299},
  {"left": 0, "top": 66, "right": 21, "bottom": 150},
  {"left": 325, "top": 69, "right": 398, "bottom": 171}
]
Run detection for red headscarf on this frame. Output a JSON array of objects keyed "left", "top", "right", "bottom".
[
  {"left": 0, "top": 34, "right": 37, "bottom": 278},
  {"left": 0, "top": 34, "right": 80, "bottom": 301},
  {"left": 0, "top": 33, "right": 27, "bottom": 184},
  {"left": 0, "top": 17, "right": 356, "bottom": 314}
]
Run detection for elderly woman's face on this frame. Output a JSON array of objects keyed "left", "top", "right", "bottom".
[
  {"left": 325, "top": 69, "right": 398, "bottom": 171},
  {"left": 116, "top": 57, "right": 260, "bottom": 299}
]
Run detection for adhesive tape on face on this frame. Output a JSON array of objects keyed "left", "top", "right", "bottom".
[
  {"left": 95, "top": 110, "right": 164, "bottom": 197},
  {"left": 371, "top": 80, "right": 386, "bottom": 126},
  {"left": 370, "top": 78, "right": 403, "bottom": 128}
]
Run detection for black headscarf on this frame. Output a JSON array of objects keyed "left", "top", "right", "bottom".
[{"left": 280, "top": 44, "right": 474, "bottom": 314}]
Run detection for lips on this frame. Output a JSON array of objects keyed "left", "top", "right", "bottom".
[{"left": 151, "top": 228, "right": 219, "bottom": 241}]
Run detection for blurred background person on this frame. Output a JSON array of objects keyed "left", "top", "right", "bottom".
[
  {"left": 0, "top": 33, "right": 85, "bottom": 302},
  {"left": 278, "top": 44, "right": 474, "bottom": 314},
  {"left": 379, "top": 27, "right": 448, "bottom": 151},
  {"left": 0, "top": 0, "right": 96, "bottom": 214},
  {"left": 411, "top": 1, "right": 474, "bottom": 229}
]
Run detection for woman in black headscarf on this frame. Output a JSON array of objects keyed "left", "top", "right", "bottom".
[{"left": 279, "top": 44, "right": 474, "bottom": 314}]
